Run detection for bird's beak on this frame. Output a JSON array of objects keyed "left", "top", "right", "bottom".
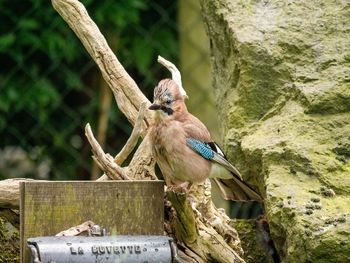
[{"left": 149, "top": 103, "right": 161, "bottom": 111}]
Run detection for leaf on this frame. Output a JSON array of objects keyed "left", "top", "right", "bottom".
[
  {"left": 155, "top": 29, "right": 178, "bottom": 56},
  {"left": 64, "top": 68, "right": 83, "bottom": 90},
  {"left": 18, "top": 31, "right": 41, "bottom": 47},
  {"left": 18, "top": 18, "right": 39, "bottom": 30},
  {"left": 130, "top": 0, "right": 147, "bottom": 9},
  {"left": 0, "top": 116, "right": 5, "bottom": 132},
  {"left": 132, "top": 39, "right": 154, "bottom": 75},
  {"left": 0, "top": 33, "right": 15, "bottom": 51}
]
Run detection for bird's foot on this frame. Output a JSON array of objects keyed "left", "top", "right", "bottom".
[
  {"left": 187, "top": 195, "right": 202, "bottom": 219},
  {"left": 191, "top": 202, "right": 202, "bottom": 219},
  {"left": 166, "top": 182, "right": 190, "bottom": 195}
]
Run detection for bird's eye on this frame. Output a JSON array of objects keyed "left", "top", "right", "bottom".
[{"left": 166, "top": 99, "right": 172, "bottom": 105}]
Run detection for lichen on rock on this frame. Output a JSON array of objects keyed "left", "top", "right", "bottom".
[
  {"left": 201, "top": 0, "right": 350, "bottom": 262},
  {"left": 233, "top": 219, "right": 274, "bottom": 263},
  {"left": 0, "top": 217, "right": 20, "bottom": 263}
]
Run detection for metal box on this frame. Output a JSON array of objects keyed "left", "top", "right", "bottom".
[{"left": 28, "top": 235, "right": 176, "bottom": 263}]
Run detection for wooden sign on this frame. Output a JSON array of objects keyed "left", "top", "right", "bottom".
[{"left": 20, "top": 180, "right": 164, "bottom": 263}]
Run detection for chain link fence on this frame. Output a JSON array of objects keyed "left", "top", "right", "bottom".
[
  {"left": 0, "top": 0, "right": 263, "bottom": 223},
  {"left": 0, "top": 0, "right": 217, "bottom": 182}
]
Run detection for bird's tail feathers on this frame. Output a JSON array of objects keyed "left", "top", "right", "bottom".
[{"left": 213, "top": 176, "right": 262, "bottom": 201}]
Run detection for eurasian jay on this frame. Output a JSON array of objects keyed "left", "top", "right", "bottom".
[{"left": 149, "top": 78, "right": 261, "bottom": 201}]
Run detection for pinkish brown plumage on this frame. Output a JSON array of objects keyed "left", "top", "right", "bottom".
[{"left": 149, "top": 79, "right": 262, "bottom": 201}]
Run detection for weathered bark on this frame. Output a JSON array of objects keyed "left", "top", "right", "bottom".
[
  {"left": 0, "top": 0, "right": 247, "bottom": 261},
  {"left": 86, "top": 102, "right": 156, "bottom": 181},
  {"left": 50, "top": 0, "right": 245, "bottom": 262},
  {"left": 201, "top": 1, "right": 350, "bottom": 262},
  {"left": 55, "top": 220, "right": 95, "bottom": 236},
  {"left": 83, "top": 65, "right": 244, "bottom": 262},
  {"left": 0, "top": 179, "right": 43, "bottom": 209},
  {"left": 51, "top": 0, "right": 152, "bottom": 129}
]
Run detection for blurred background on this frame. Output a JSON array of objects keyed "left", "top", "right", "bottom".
[
  {"left": 0, "top": 0, "right": 216, "bottom": 179},
  {"left": 0, "top": 0, "right": 260, "bottom": 218}
]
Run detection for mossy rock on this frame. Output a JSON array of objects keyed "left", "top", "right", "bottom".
[
  {"left": 201, "top": 0, "right": 350, "bottom": 262},
  {"left": 0, "top": 217, "right": 19, "bottom": 263},
  {"left": 233, "top": 219, "right": 274, "bottom": 263}
]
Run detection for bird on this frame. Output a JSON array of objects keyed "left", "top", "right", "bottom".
[{"left": 148, "top": 78, "right": 262, "bottom": 201}]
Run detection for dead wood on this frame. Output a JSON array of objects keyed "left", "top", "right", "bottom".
[
  {"left": 0, "top": 208, "right": 19, "bottom": 229},
  {"left": 51, "top": 0, "right": 245, "bottom": 258},
  {"left": 91, "top": 81, "right": 112, "bottom": 180},
  {"left": 55, "top": 220, "right": 95, "bottom": 236},
  {"left": 0, "top": 179, "right": 44, "bottom": 209},
  {"left": 51, "top": 0, "right": 152, "bottom": 130},
  {"left": 85, "top": 123, "right": 130, "bottom": 180},
  {"left": 0, "top": 0, "right": 246, "bottom": 262},
  {"left": 86, "top": 102, "right": 155, "bottom": 181}
]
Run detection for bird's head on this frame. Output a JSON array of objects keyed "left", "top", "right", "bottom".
[{"left": 149, "top": 79, "right": 187, "bottom": 121}]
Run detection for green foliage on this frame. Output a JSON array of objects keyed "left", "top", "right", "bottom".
[{"left": 0, "top": 0, "right": 178, "bottom": 179}]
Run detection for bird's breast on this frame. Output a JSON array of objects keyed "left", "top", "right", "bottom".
[
  {"left": 150, "top": 121, "right": 211, "bottom": 183},
  {"left": 150, "top": 121, "right": 184, "bottom": 157}
]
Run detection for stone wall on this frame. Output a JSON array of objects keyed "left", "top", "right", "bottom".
[{"left": 201, "top": 1, "right": 350, "bottom": 262}]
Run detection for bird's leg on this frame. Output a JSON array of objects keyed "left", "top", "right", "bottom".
[
  {"left": 167, "top": 181, "right": 191, "bottom": 194},
  {"left": 166, "top": 181, "right": 202, "bottom": 218},
  {"left": 188, "top": 198, "right": 202, "bottom": 219}
]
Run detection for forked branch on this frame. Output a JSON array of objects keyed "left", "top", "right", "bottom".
[
  {"left": 85, "top": 123, "right": 130, "bottom": 180},
  {"left": 52, "top": 0, "right": 152, "bottom": 131},
  {"left": 114, "top": 102, "right": 147, "bottom": 165},
  {"left": 85, "top": 102, "right": 149, "bottom": 181},
  {"left": 0, "top": 1, "right": 248, "bottom": 262}
]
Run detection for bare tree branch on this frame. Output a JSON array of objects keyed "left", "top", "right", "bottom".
[
  {"left": 114, "top": 102, "right": 147, "bottom": 165},
  {"left": 85, "top": 123, "right": 130, "bottom": 180},
  {"left": 51, "top": 0, "right": 152, "bottom": 132},
  {"left": 91, "top": 80, "right": 112, "bottom": 180},
  {"left": 158, "top": 55, "right": 187, "bottom": 98},
  {"left": 0, "top": 1, "right": 247, "bottom": 262},
  {"left": 94, "top": 102, "right": 152, "bottom": 181},
  {"left": 0, "top": 179, "right": 45, "bottom": 209}
]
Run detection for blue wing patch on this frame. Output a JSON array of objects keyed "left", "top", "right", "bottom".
[
  {"left": 186, "top": 138, "right": 243, "bottom": 180},
  {"left": 186, "top": 138, "right": 214, "bottom": 160}
]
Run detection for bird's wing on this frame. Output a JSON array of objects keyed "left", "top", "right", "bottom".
[
  {"left": 186, "top": 138, "right": 262, "bottom": 201},
  {"left": 182, "top": 115, "right": 242, "bottom": 179},
  {"left": 186, "top": 138, "right": 243, "bottom": 180},
  {"left": 182, "top": 117, "right": 262, "bottom": 201},
  {"left": 212, "top": 178, "right": 263, "bottom": 201},
  {"left": 182, "top": 115, "right": 212, "bottom": 142}
]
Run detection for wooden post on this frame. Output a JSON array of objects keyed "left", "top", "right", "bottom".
[{"left": 20, "top": 181, "right": 164, "bottom": 263}]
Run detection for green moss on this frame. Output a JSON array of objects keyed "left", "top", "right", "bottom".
[
  {"left": 201, "top": 0, "right": 350, "bottom": 261},
  {"left": 0, "top": 218, "right": 19, "bottom": 263},
  {"left": 233, "top": 219, "right": 273, "bottom": 263},
  {"left": 310, "top": 226, "right": 350, "bottom": 263}
]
